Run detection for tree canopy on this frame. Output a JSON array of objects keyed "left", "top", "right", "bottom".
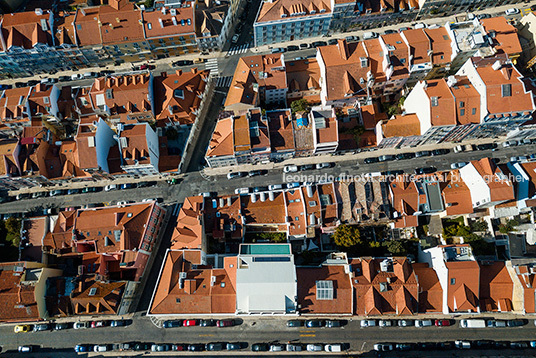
[{"left": 333, "top": 224, "right": 362, "bottom": 248}]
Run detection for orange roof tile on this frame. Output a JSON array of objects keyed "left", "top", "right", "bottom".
[
  {"left": 401, "top": 29, "right": 431, "bottom": 66},
  {"left": 0, "top": 262, "right": 40, "bottom": 322},
  {"left": 481, "top": 17, "right": 522, "bottom": 57},
  {"left": 424, "top": 27, "right": 452, "bottom": 65},
  {"left": 381, "top": 113, "right": 421, "bottom": 137},
  {"left": 470, "top": 157, "right": 515, "bottom": 202},
  {"left": 412, "top": 262, "right": 443, "bottom": 312},
  {"left": 479, "top": 261, "right": 513, "bottom": 312},
  {"left": 256, "top": 0, "right": 331, "bottom": 23},
  {"left": 267, "top": 109, "right": 295, "bottom": 152},
  {"left": 440, "top": 170, "right": 473, "bottom": 216},
  {"left": 143, "top": 6, "right": 195, "bottom": 39},
  {"left": 445, "top": 260, "right": 479, "bottom": 312}
]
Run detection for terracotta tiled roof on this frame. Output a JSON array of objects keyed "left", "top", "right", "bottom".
[
  {"left": 285, "top": 188, "right": 307, "bottom": 237},
  {"left": 0, "top": 140, "right": 20, "bottom": 177},
  {"left": 390, "top": 175, "right": 419, "bottom": 215},
  {"left": 286, "top": 58, "right": 321, "bottom": 103},
  {"left": 256, "top": 0, "right": 331, "bottom": 23},
  {"left": 479, "top": 261, "right": 513, "bottom": 312},
  {"left": 445, "top": 260, "right": 479, "bottom": 312},
  {"left": 119, "top": 123, "right": 153, "bottom": 167},
  {"left": 413, "top": 262, "right": 442, "bottom": 312},
  {"left": 89, "top": 74, "right": 152, "bottom": 116},
  {"left": 440, "top": 170, "right": 473, "bottom": 216},
  {"left": 380, "top": 33, "right": 410, "bottom": 80},
  {"left": 297, "top": 265, "right": 352, "bottom": 314},
  {"left": 0, "top": 262, "right": 40, "bottom": 322},
  {"left": 401, "top": 29, "right": 431, "bottom": 66},
  {"left": 352, "top": 257, "right": 419, "bottom": 315},
  {"left": 481, "top": 17, "right": 522, "bottom": 57},
  {"left": 206, "top": 117, "right": 234, "bottom": 158},
  {"left": 268, "top": 109, "right": 295, "bottom": 152},
  {"left": 318, "top": 40, "right": 370, "bottom": 101},
  {"left": 381, "top": 113, "right": 421, "bottom": 137},
  {"left": 1, "top": 11, "right": 52, "bottom": 50},
  {"left": 154, "top": 69, "right": 209, "bottom": 125},
  {"left": 171, "top": 196, "right": 204, "bottom": 250},
  {"left": 143, "top": 6, "right": 195, "bottom": 39},
  {"left": 424, "top": 27, "right": 451, "bottom": 65},
  {"left": 71, "top": 279, "right": 126, "bottom": 315},
  {"left": 470, "top": 157, "right": 515, "bottom": 202},
  {"left": 149, "top": 250, "right": 236, "bottom": 314},
  {"left": 360, "top": 102, "right": 387, "bottom": 130}
]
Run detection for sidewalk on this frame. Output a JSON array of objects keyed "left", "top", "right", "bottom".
[{"left": 203, "top": 135, "right": 507, "bottom": 176}]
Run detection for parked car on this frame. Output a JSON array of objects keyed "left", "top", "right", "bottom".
[
  {"left": 486, "top": 319, "right": 507, "bottom": 327},
  {"left": 307, "top": 344, "right": 324, "bottom": 351},
  {"left": 73, "top": 321, "right": 91, "bottom": 329},
  {"left": 286, "top": 343, "right": 302, "bottom": 351},
  {"left": 283, "top": 165, "right": 299, "bottom": 173},
  {"left": 188, "top": 344, "right": 205, "bottom": 351},
  {"left": 395, "top": 343, "right": 415, "bottom": 350},
  {"left": 503, "top": 140, "right": 518, "bottom": 148},
  {"left": 315, "top": 162, "right": 332, "bottom": 169},
  {"left": 18, "top": 346, "right": 33, "bottom": 353},
  {"left": 414, "top": 167, "right": 437, "bottom": 175},
  {"left": 434, "top": 319, "right": 451, "bottom": 326},
  {"left": 33, "top": 323, "right": 51, "bottom": 332},
  {"left": 227, "top": 172, "right": 245, "bottom": 179},
  {"left": 383, "top": 29, "right": 397, "bottom": 34},
  {"left": 104, "top": 184, "right": 117, "bottom": 191},
  {"left": 54, "top": 323, "right": 70, "bottom": 330},
  {"left": 324, "top": 344, "right": 342, "bottom": 352},
  {"left": 510, "top": 341, "right": 529, "bottom": 349},
  {"left": 374, "top": 343, "right": 394, "bottom": 351},
  {"left": 286, "top": 45, "right": 299, "bottom": 51},
  {"left": 226, "top": 342, "right": 242, "bottom": 350},
  {"left": 216, "top": 319, "right": 234, "bottom": 327},
  {"left": 252, "top": 343, "right": 269, "bottom": 351},
  {"left": 378, "top": 155, "right": 395, "bottom": 162},
  {"left": 94, "top": 345, "right": 110, "bottom": 352},
  {"left": 311, "top": 41, "right": 327, "bottom": 47},
  {"left": 200, "top": 319, "right": 216, "bottom": 327},
  {"left": 173, "top": 60, "right": 193, "bottom": 66},
  {"left": 305, "top": 319, "right": 324, "bottom": 328},
  {"left": 360, "top": 319, "right": 377, "bottom": 327},
  {"left": 206, "top": 343, "right": 224, "bottom": 351},
  {"left": 133, "top": 343, "right": 152, "bottom": 351},
  {"left": 505, "top": 7, "right": 519, "bottom": 15},
  {"left": 269, "top": 344, "right": 284, "bottom": 352},
  {"left": 300, "top": 164, "right": 315, "bottom": 171},
  {"left": 396, "top": 152, "right": 415, "bottom": 160},
  {"left": 74, "top": 344, "right": 92, "bottom": 352},
  {"left": 287, "top": 320, "right": 304, "bottom": 327},
  {"left": 110, "top": 319, "right": 130, "bottom": 327},
  {"left": 91, "top": 320, "right": 108, "bottom": 328},
  {"left": 248, "top": 170, "right": 267, "bottom": 177},
  {"left": 171, "top": 344, "right": 187, "bottom": 351},
  {"left": 415, "top": 150, "right": 431, "bottom": 157},
  {"left": 363, "top": 157, "right": 379, "bottom": 164},
  {"left": 450, "top": 162, "right": 467, "bottom": 169},
  {"left": 431, "top": 148, "right": 450, "bottom": 156},
  {"left": 299, "top": 43, "right": 309, "bottom": 49},
  {"left": 328, "top": 38, "right": 339, "bottom": 45},
  {"left": 14, "top": 325, "right": 32, "bottom": 333},
  {"left": 67, "top": 188, "right": 81, "bottom": 195},
  {"left": 415, "top": 319, "right": 433, "bottom": 327},
  {"left": 507, "top": 319, "right": 525, "bottom": 327},
  {"left": 151, "top": 344, "right": 171, "bottom": 352},
  {"left": 325, "top": 320, "right": 342, "bottom": 328},
  {"left": 379, "top": 320, "right": 393, "bottom": 327},
  {"left": 183, "top": 319, "right": 199, "bottom": 327},
  {"left": 397, "top": 319, "right": 414, "bottom": 327},
  {"left": 511, "top": 156, "right": 529, "bottom": 162}
]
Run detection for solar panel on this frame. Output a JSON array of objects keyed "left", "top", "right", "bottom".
[{"left": 316, "top": 280, "right": 333, "bottom": 300}]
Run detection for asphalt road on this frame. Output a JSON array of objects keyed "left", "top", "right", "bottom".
[
  {"left": 3, "top": 317, "right": 536, "bottom": 356},
  {"left": 0, "top": 143, "right": 534, "bottom": 215}
]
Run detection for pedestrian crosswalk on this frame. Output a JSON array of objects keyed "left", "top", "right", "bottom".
[
  {"left": 205, "top": 58, "right": 219, "bottom": 76},
  {"left": 215, "top": 76, "right": 232, "bottom": 88},
  {"left": 227, "top": 44, "right": 250, "bottom": 56}
]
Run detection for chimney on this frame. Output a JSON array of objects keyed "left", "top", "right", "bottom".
[
  {"left": 95, "top": 77, "right": 105, "bottom": 91},
  {"left": 78, "top": 280, "right": 85, "bottom": 292},
  {"left": 492, "top": 60, "right": 502, "bottom": 71},
  {"left": 175, "top": 69, "right": 183, "bottom": 76},
  {"left": 109, "top": 0, "right": 121, "bottom": 10},
  {"left": 184, "top": 279, "right": 196, "bottom": 294},
  {"left": 160, "top": 71, "right": 167, "bottom": 78},
  {"left": 446, "top": 75, "right": 457, "bottom": 87},
  {"left": 191, "top": 67, "right": 197, "bottom": 74},
  {"left": 337, "top": 39, "right": 350, "bottom": 61},
  {"left": 172, "top": 16, "right": 177, "bottom": 26},
  {"left": 159, "top": 18, "right": 164, "bottom": 28}
]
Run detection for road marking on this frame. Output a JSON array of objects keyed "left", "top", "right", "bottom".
[
  {"left": 198, "top": 334, "right": 214, "bottom": 337},
  {"left": 299, "top": 330, "right": 316, "bottom": 333},
  {"left": 300, "top": 334, "right": 316, "bottom": 337}
]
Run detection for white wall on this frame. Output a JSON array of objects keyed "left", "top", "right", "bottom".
[
  {"left": 459, "top": 162, "right": 491, "bottom": 208},
  {"left": 95, "top": 118, "right": 116, "bottom": 173},
  {"left": 403, "top": 81, "right": 431, "bottom": 134}
]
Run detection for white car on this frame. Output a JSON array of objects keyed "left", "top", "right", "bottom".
[
  {"left": 324, "top": 344, "right": 342, "bottom": 352},
  {"left": 94, "top": 345, "right": 109, "bottom": 352},
  {"left": 306, "top": 344, "right": 323, "bottom": 352},
  {"left": 104, "top": 184, "right": 117, "bottom": 191},
  {"left": 268, "top": 184, "right": 284, "bottom": 190},
  {"left": 511, "top": 156, "right": 529, "bottom": 162},
  {"left": 397, "top": 319, "right": 413, "bottom": 327},
  {"left": 73, "top": 321, "right": 90, "bottom": 329},
  {"left": 415, "top": 319, "right": 433, "bottom": 327},
  {"left": 283, "top": 165, "right": 298, "bottom": 173},
  {"left": 374, "top": 343, "right": 393, "bottom": 351},
  {"left": 269, "top": 344, "right": 283, "bottom": 352},
  {"left": 18, "top": 346, "right": 32, "bottom": 352},
  {"left": 450, "top": 162, "right": 467, "bottom": 169},
  {"left": 378, "top": 320, "right": 392, "bottom": 327},
  {"left": 315, "top": 162, "right": 331, "bottom": 170},
  {"left": 360, "top": 319, "right": 377, "bottom": 327},
  {"left": 505, "top": 8, "right": 519, "bottom": 15},
  {"left": 231, "top": 34, "right": 240, "bottom": 44}
]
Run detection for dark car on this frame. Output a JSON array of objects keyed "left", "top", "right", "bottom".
[
  {"left": 299, "top": 43, "right": 309, "bottom": 49},
  {"left": 59, "top": 75, "right": 71, "bottom": 81},
  {"left": 287, "top": 320, "right": 304, "bottom": 327},
  {"left": 395, "top": 343, "right": 414, "bottom": 351},
  {"left": 396, "top": 152, "right": 415, "bottom": 160},
  {"left": 328, "top": 39, "right": 338, "bottom": 45},
  {"left": 383, "top": 29, "right": 397, "bottom": 34},
  {"left": 216, "top": 319, "right": 234, "bottom": 327},
  {"left": 206, "top": 343, "right": 224, "bottom": 351},
  {"left": 226, "top": 342, "right": 242, "bottom": 350},
  {"left": 171, "top": 344, "right": 187, "bottom": 351},
  {"left": 311, "top": 41, "right": 327, "bottom": 47},
  {"left": 493, "top": 341, "right": 510, "bottom": 349},
  {"left": 188, "top": 344, "right": 205, "bottom": 351},
  {"left": 248, "top": 170, "right": 267, "bottom": 177},
  {"left": 476, "top": 143, "right": 497, "bottom": 150},
  {"left": 75, "top": 344, "right": 93, "bottom": 352},
  {"left": 382, "top": 170, "right": 404, "bottom": 176},
  {"left": 110, "top": 319, "right": 131, "bottom": 327},
  {"left": 133, "top": 343, "right": 152, "bottom": 351},
  {"left": 415, "top": 150, "right": 431, "bottom": 157},
  {"left": 199, "top": 319, "right": 216, "bottom": 327},
  {"left": 163, "top": 320, "right": 182, "bottom": 328},
  {"left": 173, "top": 60, "right": 194, "bottom": 66},
  {"left": 300, "top": 164, "right": 315, "bottom": 171},
  {"left": 33, "top": 323, "right": 51, "bottom": 332},
  {"left": 305, "top": 319, "right": 324, "bottom": 328},
  {"left": 431, "top": 148, "right": 450, "bottom": 156},
  {"left": 286, "top": 45, "right": 299, "bottom": 51},
  {"left": 415, "top": 167, "right": 437, "bottom": 175},
  {"left": 473, "top": 340, "right": 494, "bottom": 349},
  {"left": 54, "top": 323, "right": 70, "bottom": 330},
  {"left": 417, "top": 342, "right": 437, "bottom": 350},
  {"left": 436, "top": 342, "right": 454, "bottom": 350},
  {"left": 507, "top": 319, "right": 525, "bottom": 327},
  {"left": 15, "top": 82, "right": 26, "bottom": 88},
  {"left": 511, "top": 341, "right": 529, "bottom": 349},
  {"left": 252, "top": 343, "right": 269, "bottom": 351},
  {"left": 363, "top": 157, "right": 379, "bottom": 164},
  {"left": 253, "top": 186, "right": 268, "bottom": 192},
  {"left": 325, "top": 320, "right": 342, "bottom": 328}
]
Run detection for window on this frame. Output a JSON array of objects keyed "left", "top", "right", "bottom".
[
  {"left": 431, "top": 96, "right": 438, "bottom": 107},
  {"left": 460, "top": 109, "right": 465, "bottom": 116},
  {"left": 450, "top": 278, "right": 456, "bottom": 285},
  {"left": 502, "top": 84, "right": 512, "bottom": 97},
  {"left": 459, "top": 101, "right": 464, "bottom": 108},
  {"left": 472, "top": 108, "right": 476, "bottom": 115}
]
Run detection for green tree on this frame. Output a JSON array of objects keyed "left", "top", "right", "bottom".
[
  {"left": 5, "top": 217, "right": 20, "bottom": 247},
  {"left": 333, "top": 224, "right": 362, "bottom": 248},
  {"left": 383, "top": 240, "right": 407, "bottom": 256},
  {"left": 258, "top": 232, "right": 286, "bottom": 243},
  {"left": 290, "top": 99, "right": 310, "bottom": 114}
]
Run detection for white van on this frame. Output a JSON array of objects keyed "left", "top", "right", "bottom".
[
  {"left": 324, "top": 344, "right": 342, "bottom": 352},
  {"left": 460, "top": 319, "right": 486, "bottom": 328},
  {"left": 363, "top": 32, "right": 378, "bottom": 40},
  {"left": 414, "top": 319, "right": 433, "bottom": 327}
]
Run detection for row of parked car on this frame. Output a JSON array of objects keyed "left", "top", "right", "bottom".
[
  {"left": 362, "top": 149, "right": 450, "bottom": 165},
  {"left": 75, "top": 342, "right": 243, "bottom": 353},
  {"left": 252, "top": 343, "right": 343, "bottom": 352},
  {"left": 15, "top": 181, "right": 157, "bottom": 200},
  {"left": 162, "top": 319, "right": 235, "bottom": 328},
  {"left": 359, "top": 318, "right": 526, "bottom": 328},
  {"left": 286, "top": 319, "right": 343, "bottom": 328},
  {"left": 14, "top": 319, "right": 131, "bottom": 333},
  {"left": 374, "top": 339, "right": 536, "bottom": 352}
]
